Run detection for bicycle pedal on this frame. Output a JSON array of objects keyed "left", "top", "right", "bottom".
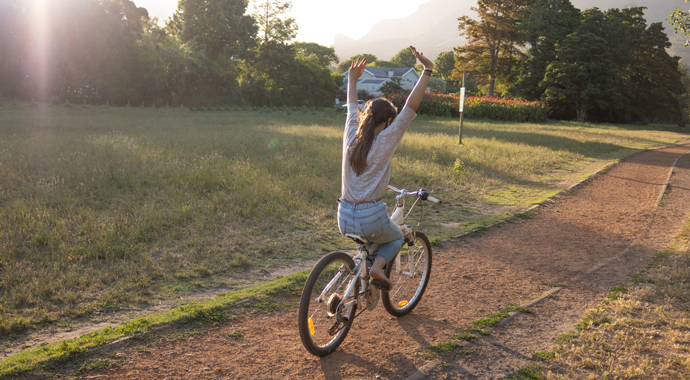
[
  {"left": 371, "top": 279, "right": 390, "bottom": 291},
  {"left": 336, "top": 312, "right": 349, "bottom": 324},
  {"left": 365, "top": 287, "right": 379, "bottom": 311}
]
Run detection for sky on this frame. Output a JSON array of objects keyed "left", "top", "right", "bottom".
[{"left": 134, "top": 0, "right": 431, "bottom": 46}]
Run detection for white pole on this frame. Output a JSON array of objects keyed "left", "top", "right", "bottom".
[{"left": 459, "top": 73, "right": 466, "bottom": 144}]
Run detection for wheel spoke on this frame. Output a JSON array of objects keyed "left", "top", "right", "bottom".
[
  {"left": 381, "top": 233, "right": 432, "bottom": 317},
  {"left": 299, "top": 252, "right": 359, "bottom": 356}
]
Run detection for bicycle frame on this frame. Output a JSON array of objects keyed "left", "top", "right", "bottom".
[{"left": 317, "top": 186, "right": 440, "bottom": 321}]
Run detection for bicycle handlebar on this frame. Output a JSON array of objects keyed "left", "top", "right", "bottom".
[
  {"left": 386, "top": 185, "right": 442, "bottom": 205},
  {"left": 426, "top": 195, "right": 441, "bottom": 205}
]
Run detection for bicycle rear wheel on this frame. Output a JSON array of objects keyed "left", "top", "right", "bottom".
[
  {"left": 298, "top": 251, "right": 359, "bottom": 356},
  {"left": 381, "top": 232, "right": 432, "bottom": 317}
]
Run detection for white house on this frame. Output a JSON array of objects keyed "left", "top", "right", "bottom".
[{"left": 342, "top": 67, "right": 420, "bottom": 97}]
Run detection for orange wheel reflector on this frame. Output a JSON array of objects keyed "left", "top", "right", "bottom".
[
  {"left": 308, "top": 317, "right": 315, "bottom": 336},
  {"left": 398, "top": 300, "right": 409, "bottom": 306}
]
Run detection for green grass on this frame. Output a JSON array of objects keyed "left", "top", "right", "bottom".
[
  {"left": 452, "top": 332, "right": 477, "bottom": 342},
  {"left": 222, "top": 331, "right": 243, "bottom": 340},
  {"left": 0, "top": 268, "right": 308, "bottom": 377},
  {"left": 505, "top": 365, "right": 545, "bottom": 379},
  {"left": 533, "top": 217, "right": 690, "bottom": 379},
  {"left": 76, "top": 358, "right": 119, "bottom": 374},
  {"left": 427, "top": 341, "right": 463, "bottom": 354},
  {"left": 0, "top": 101, "right": 686, "bottom": 339},
  {"left": 469, "top": 304, "right": 533, "bottom": 331},
  {"left": 424, "top": 303, "right": 534, "bottom": 360}
]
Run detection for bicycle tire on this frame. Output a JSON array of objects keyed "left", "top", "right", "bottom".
[
  {"left": 298, "top": 251, "right": 359, "bottom": 356},
  {"left": 381, "top": 232, "right": 432, "bottom": 317}
]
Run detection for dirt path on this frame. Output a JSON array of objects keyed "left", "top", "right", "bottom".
[{"left": 20, "top": 143, "right": 690, "bottom": 380}]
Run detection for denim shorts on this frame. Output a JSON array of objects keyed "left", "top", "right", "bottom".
[{"left": 337, "top": 200, "right": 404, "bottom": 263}]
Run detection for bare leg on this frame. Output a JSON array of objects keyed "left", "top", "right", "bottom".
[{"left": 369, "top": 257, "right": 392, "bottom": 292}]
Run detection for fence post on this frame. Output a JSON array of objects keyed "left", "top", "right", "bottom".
[{"left": 458, "top": 72, "right": 466, "bottom": 144}]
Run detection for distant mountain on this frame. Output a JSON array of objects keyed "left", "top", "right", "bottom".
[
  {"left": 570, "top": 0, "right": 676, "bottom": 24},
  {"left": 333, "top": 0, "right": 473, "bottom": 62},
  {"left": 333, "top": 0, "right": 688, "bottom": 63}
]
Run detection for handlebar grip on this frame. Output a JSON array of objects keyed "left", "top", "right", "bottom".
[{"left": 426, "top": 195, "right": 441, "bottom": 205}]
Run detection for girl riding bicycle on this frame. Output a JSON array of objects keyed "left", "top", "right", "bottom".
[{"left": 338, "top": 46, "right": 433, "bottom": 291}]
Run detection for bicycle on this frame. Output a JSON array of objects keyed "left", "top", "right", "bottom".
[{"left": 298, "top": 185, "right": 442, "bottom": 356}]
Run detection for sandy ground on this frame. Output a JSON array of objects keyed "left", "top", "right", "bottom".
[{"left": 16, "top": 142, "right": 690, "bottom": 380}]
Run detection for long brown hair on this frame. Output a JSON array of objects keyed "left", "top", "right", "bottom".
[{"left": 349, "top": 98, "right": 398, "bottom": 176}]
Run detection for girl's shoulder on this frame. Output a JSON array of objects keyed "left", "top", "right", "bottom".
[{"left": 392, "top": 106, "right": 416, "bottom": 127}]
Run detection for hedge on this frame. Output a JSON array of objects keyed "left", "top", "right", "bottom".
[{"left": 387, "top": 91, "right": 548, "bottom": 122}]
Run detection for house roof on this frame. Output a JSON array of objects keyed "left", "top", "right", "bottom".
[
  {"left": 363, "top": 67, "right": 417, "bottom": 78},
  {"left": 360, "top": 79, "right": 387, "bottom": 84},
  {"left": 342, "top": 67, "right": 418, "bottom": 79}
]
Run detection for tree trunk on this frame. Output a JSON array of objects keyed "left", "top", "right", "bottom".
[
  {"left": 577, "top": 102, "right": 587, "bottom": 122},
  {"left": 487, "top": 74, "right": 496, "bottom": 97},
  {"left": 488, "top": 48, "right": 498, "bottom": 97}
]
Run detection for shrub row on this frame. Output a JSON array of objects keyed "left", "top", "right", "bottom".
[{"left": 387, "top": 91, "right": 549, "bottom": 122}]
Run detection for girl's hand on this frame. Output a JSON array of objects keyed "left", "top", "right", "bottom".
[
  {"left": 410, "top": 46, "right": 433, "bottom": 70},
  {"left": 348, "top": 57, "right": 367, "bottom": 82},
  {"left": 404, "top": 46, "right": 433, "bottom": 112}
]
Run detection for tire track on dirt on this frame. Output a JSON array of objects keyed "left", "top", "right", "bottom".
[{"left": 23, "top": 143, "right": 690, "bottom": 380}]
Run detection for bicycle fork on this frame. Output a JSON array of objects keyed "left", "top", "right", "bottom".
[{"left": 391, "top": 201, "right": 417, "bottom": 278}]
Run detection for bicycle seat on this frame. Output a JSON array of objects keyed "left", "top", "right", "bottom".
[{"left": 345, "top": 233, "right": 367, "bottom": 245}]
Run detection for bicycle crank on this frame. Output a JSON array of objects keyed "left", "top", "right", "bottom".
[{"left": 365, "top": 284, "right": 379, "bottom": 310}]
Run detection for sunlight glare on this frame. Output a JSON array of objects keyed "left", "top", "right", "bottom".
[
  {"left": 27, "top": 0, "right": 52, "bottom": 99},
  {"left": 134, "top": 0, "right": 432, "bottom": 47}
]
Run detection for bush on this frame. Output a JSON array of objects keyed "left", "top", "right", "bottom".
[
  {"left": 357, "top": 88, "right": 374, "bottom": 101},
  {"left": 387, "top": 91, "right": 549, "bottom": 122}
]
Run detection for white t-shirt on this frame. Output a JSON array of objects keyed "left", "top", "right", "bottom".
[{"left": 341, "top": 102, "right": 417, "bottom": 203}]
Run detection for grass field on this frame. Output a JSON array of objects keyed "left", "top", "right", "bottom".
[
  {"left": 529, "top": 208, "right": 690, "bottom": 379},
  {"left": 0, "top": 101, "right": 687, "bottom": 339}
]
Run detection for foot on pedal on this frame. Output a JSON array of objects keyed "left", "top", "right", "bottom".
[{"left": 371, "top": 279, "right": 390, "bottom": 291}]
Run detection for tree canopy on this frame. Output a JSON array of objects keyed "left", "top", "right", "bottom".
[
  {"left": 252, "top": 0, "right": 298, "bottom": 44},
  {"left": 455, "top": 0, "right": 531, "bottom": 96},
  {"left": 337, "top": 54, "right": 378, "bottom": 73},
  {"left": 172, "top": 0, "right": 258, "bottom": 59},
  {"left": 540, "top": 7, "right": 684, "bottom": 124},
  {"left": 292, "top": 42, "right": 339, "bottom": 67},
  {"left": 669, "top": 2, "right": 690, "bottom": 46},
  {"left": 433, "top": 51, "right": 456, "bottom": 81},
  {"left": 391, "top": 47, "right": 417, "bottom": 67},
  {"left": 506, "top": 0, "right": 581, "bottom": 100},
  {"left": 0, "top": 0, "right": 342, "bottom": 107}
]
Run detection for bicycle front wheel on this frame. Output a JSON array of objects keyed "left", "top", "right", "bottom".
[
  {"left": 298, "top": 251, "right": 359, "bottom": 356},
  {"left": 381, "top": 232, "right": 432, "bottom": 317}
]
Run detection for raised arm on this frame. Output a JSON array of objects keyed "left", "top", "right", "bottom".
[
  {"left": 347, "top": 57, "right": 367, "bottom": 105},
  {"left": 404, "top": 46, "right": 434, "bottom": 112}
]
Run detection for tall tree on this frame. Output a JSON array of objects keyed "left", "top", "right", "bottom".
[
  {"left": 336, "top": 54, "right": 378, "bottom": 73},
  {"left": 542, "top": 9, "right": 622, "bottom": 122},
  {"left": 239, "top": 41, "right": 340, "bottom": 107},
  {"left": 172, "top": 0, "right": 257, "bottom": 59},
  {"left": 542, "top": 6, "right": 684, "bottom": 124},
  {"left": 391, "top": 47, "right": 417, "bottom": 67},
  {"left": 0, "top": 0, "right": 169, "bottom": 104},
  {"left": 507, "top": 0, "right": 581, "bottom": 100},
  {"left": 433, "top": 51, "right": 456, "bottom": 81},
  {"left": 627, "top": 17, "right": 684, "bottom": 124},
  {"left": 518, "top": 0, "right": 580, "bottom": 48},
  {"left": 455, "top": 0, "right": 530, "bottom": 96},
  {"left": 167, "top": 0, "right": 258, "bottom": 105},
  {"left": 252, "top": 0, "right": 297, "bottom": 44},
  {"left": 0, "top": 0, "right": 29, "bottom": 98},
  {"left": 292, "top": 42, "right": 338, "bottom": 67}
]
